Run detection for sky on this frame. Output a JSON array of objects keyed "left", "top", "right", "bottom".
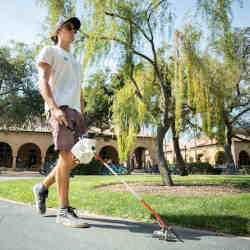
[
  {"left": 0, "top": 0, "right": 47, "bottom": 46},
  {"left": 0, "top": 0, "right": 249, "bottom": 47}
]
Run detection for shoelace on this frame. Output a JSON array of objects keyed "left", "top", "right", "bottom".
[{"left": 68, "top": 206, "right": 78, "bottom": 218}]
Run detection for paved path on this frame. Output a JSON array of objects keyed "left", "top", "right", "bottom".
[
  {"left": 0, "top": 177, "right": 249, "bottom": 250},
  {"left": 0, "top": 176, "right": 40, "bottom": 182}
]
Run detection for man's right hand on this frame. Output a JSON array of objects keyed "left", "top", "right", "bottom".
[{"left": 51, "top": 108, "right": 69, "bottom": 127}]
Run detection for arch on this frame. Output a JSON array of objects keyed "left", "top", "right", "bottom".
[
  {"left": 238, "top": 151, "right": 250, "bottom": 166},
  {"left": 99, "top": 145, "right": 119, "bottom": 164},
  {"left": 45, "top": 145, "right": 59, "bottom": 163},
  {"left": 16, "top": 143, "right": 41, "bottom": 170},
  {"left": 197, "top": 154, "right": 204, "bottom": 162},
  {"left": 131, "top": 147, "right": 149, "bottom": 169},
  {"left": 0, "top": 142, "right": 13, "bottom": 168}
]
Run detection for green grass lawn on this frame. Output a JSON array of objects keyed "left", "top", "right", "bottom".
[{"left": 0, "top": 175, "right": 249, "bottom": 236}]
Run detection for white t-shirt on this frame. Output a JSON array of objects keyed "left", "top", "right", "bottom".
[{"left": 37, "top": 45, "right": 82, "bottom": 113}]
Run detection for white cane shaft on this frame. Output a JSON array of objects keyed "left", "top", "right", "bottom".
[{"left": 103, "top": 162, "right": 143, "bottom": 201}]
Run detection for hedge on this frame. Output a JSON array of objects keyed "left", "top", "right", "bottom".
[
  {"left": 168, "top": 162, "right": 221, "bottom": 175},
  {"left": 186, "top": 162, "right": 221, "bottom": 174},
  {"left": 71, "top": 158, "right": 103, "bottom": 175},
  {"left": 241, "top": 165, "right": 250, "bottom": 174}
]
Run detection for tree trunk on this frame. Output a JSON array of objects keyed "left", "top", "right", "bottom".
[
  {"left": 156, "top": 125, "right": 173, "bottom": 186},
  {"left": 171, "top": 124, "right": 188, "bottom": 176},
  {"left": 224, "top": 124, "right": 235, "bottom": 168}
]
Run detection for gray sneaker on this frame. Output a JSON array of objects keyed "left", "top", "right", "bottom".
[
  {"left": 56, "top": 207, "right": 89, "bottom": 228},
  {"left": 33, "top": 183, "right": 48, "bottom": 215},
  {"left": 67, "top": 206, "right": 79, "bottom": 218}
]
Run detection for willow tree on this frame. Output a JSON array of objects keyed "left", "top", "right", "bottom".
[
  {"left": 82, "top": 0, "right": 177, "bottom": 185},
  {"left": 174, "top": 18, "right": 249, "bottom": 166},
  {"left": 36, "top": 0, "right": 76, "bottom": 29},
  {"left": 112, "top": 64, "right": 160, "bottom": 162},
  {"left": 173, "top": 0, "right": 248, "bottom": 168}
]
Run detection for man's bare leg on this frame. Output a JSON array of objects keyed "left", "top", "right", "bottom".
[
  {"left": 42, "top": 151, "right": 78, "bottom": 207},
  {"left": 42, "top": 165, "right": 56, "bottom": 189},
  {"left": 56, "top": 151, "right": 72, "bottom": 207}
]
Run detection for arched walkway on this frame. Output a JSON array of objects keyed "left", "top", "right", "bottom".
[
  {"left": 99, "top": 146, "right": 119, "bottom": 164},
  {"left": 16, "top": 143, "right": 42, "bottom": 170},
  {"left": 45, "top": 145, "right": 59, "bottom": 164},
  {"left": 238, "top": 151, "right": 250, "bottom": 166},
  {"left": 0, "top": 142, "right": 13, "bottom": 168},
  {"left": 131, "top": 147, "right": 148, "bottom": 169}
]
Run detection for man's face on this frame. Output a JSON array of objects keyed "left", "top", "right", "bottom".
[{"left": 57, "top": 22, "right": 76, "bottom": 43}]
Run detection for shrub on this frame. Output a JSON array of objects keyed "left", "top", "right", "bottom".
[
  {"left": 186, "top": 162, "right": 220, "bottom": 175},
  {"left": 241, "top": 165, "right": 250, "bottom": 174},
  {"left": 71, "top": 158, "right": 103, "bottom": 175}
]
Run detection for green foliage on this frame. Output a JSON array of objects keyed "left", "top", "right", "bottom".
[
  {"left": 174, "top": 23, "right": 249, "bottom": 146},
  {"left": 111, "top": 64, "right": 160, "bottom": 160},
  {"left": 36, "top": 0, "right": 76, "bottom": 32},
  {"left": 81, "top": 0, "right": 173, "bottom": 70},
  {"left": 186, "top": 162, "right": 217, "bottom": 174},
  {"left": 71, "top": 158, "right": 103, "bottom": 175},
  {"left": 0, "top": 42, "right": 43, "bottom": 128},
  {"left": 112, "top": 82, "right": 139, "bottom": 161},
  {"left": 196, "top": 0, "right": 243, "bottom": 33},
  {"left": 241, "top": 165, "right": 250, "bottom": 174},
  {"left": 83, "top": 69, "right": 114, "bottom": 129},
  {"left": 196, "top": 0, "right": 245, "bottom": 70}
]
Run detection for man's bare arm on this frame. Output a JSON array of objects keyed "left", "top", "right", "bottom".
[
  {"left": 38, "top": 62, "right": 68, "bottom": 126},
  {"left": 38, "top": 62, "right": 57, "bottom": 111}
]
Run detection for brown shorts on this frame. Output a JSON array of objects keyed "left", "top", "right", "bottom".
[{"left": 48, "top": 106, "right": 87, "bottom": 151}]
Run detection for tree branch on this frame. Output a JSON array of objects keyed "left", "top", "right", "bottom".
[
  {"left": 230, "top": 107, "right": 250, "bottom": 125},
  {"left": 146, "top": 0, "right": 166, "bottom": 22},
  {"left": 86, "top": 33, "right": 155, "bottom": 65},
  {"left": 129, "top": 64, "right": 143, "bottom": 101},
  {"left": 128, "top": 21, "right": 144, "bottom": 101},
  {"left": 145, "top": 13, "right": 168, "bottom": 104},
  {"left": 105, "top": 11, "right": 152, "bottom": 42}
]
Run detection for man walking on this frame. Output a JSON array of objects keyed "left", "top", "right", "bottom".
[{"left": 33, "top": 17, "right": 88, "bottom": 228}]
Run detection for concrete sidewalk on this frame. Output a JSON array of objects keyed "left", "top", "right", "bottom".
[{"left": 0, "top": 198, "right": 249, "bottom": 250}]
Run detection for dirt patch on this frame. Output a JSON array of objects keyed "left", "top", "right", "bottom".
[{"left": 97, "top": 182, "right": 250, "bottom": 196}]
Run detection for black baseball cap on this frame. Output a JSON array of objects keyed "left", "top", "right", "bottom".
[{"left": 51, "top": 17, "right": 81, "bottom": 44}]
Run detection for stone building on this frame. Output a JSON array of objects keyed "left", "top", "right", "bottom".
[
  {"left": 164, "top": 136, "right": 250, "bottom": 167},
  {"left": 0, "top": 127, "right": 157, "bottom": 171},
  {"left": 1, "top": 125, "right": 249, "bottom": 172}
]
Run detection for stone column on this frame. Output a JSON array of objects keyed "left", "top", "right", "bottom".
[
  {"left": 232, "top": 141, "right": 238, "bottom": 168},
  {"left": 40, "top": 151, "right": 46, "bottom": 171},
  {"left": 12, "top": 155, "right": 17, "bottom": 170},
  {"left": 12, "top": 147, "right": 19, "bottom": 170}
]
